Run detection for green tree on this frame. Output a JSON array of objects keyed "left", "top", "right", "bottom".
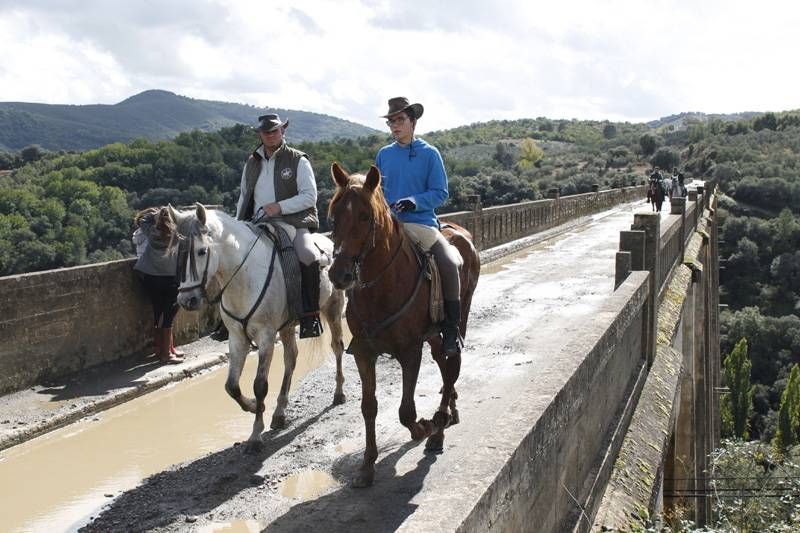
[
  {"left": 602, "top": 123, "right": 617, "bottom": 139},
  {"left": 639, "top": 133, "right": 659, "bottom": 156},
  {"left": 650, "top": 147, "right": 681, "bottom": 172},
  {"left": 774, "top": 365, "right": 800, "bottom": 451},
  {"left": 722, "top": 338, "right": 753, "bottom": 440},
  {"left": 517, "top": 138, "right": 544, "bottom": 168}
]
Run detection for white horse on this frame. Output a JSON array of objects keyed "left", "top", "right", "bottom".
[{"left": 169, "top": 204, "right": 346, "bottom": 453}]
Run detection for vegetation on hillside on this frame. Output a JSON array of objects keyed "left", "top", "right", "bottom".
[{"left": 0, "top": 115, "right": 658, "bottom": 276}]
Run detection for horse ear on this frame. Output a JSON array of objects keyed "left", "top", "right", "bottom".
[
  {"left": 195, "top": 202, "right": 207, "bottom": 226},
  {"left": 166, "top": 203, "right": 178, "bottom": 224},
  {"left": 331, "top": 162, "right": 349, "bottom": 188},
  {"left": 365, "top": 165, "right": 381, "bottom": 192}
]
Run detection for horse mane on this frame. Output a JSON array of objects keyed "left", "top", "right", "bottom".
[{"left": 328, "top": 173, "right": 394, "bottom": 252}]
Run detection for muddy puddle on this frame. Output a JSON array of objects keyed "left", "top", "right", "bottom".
[
  {"left": 0, "top": 336, "right": 333, "bottom": 533},
  {"left": 279, "top": 469, "right": 339, "bottom": 500},
  {"left": 196, "top": 519, "right": 262, "bottom": 532}
]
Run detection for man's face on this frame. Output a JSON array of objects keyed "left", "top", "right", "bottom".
[
  {"left": 258, "top": 127, "right": 285, "bottom": 150},
  {"left": 386, "top": 112, "right": 414, "bottom": 144}
]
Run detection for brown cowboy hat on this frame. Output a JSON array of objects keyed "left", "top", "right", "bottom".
[
  {"left": 381, "top": 97, "right": 424, "bottom": 119},
  {"left": 255, "top": 113, "right": 289, "bottom": 132}
]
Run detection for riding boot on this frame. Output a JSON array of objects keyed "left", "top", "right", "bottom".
[
  {"left": 210, "top": 322, "right": 229, "bottom": 341},
  {"left": 159, "top": 328, "right": 184, "bottom": 364},
  {"left": 299, "top": 261, "right": 324, "bottom": 339},
  {"left": 441, "top": 299, "right": 462, "bottom": 358}
]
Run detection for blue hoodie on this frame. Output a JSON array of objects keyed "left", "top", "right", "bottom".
[{"left": 375, "top": 138, "right": 448, "bottom": 227}]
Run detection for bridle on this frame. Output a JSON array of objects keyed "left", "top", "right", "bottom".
[
  {"left": 177, "top": 224, "right": 279, "bottom": 339},
  {"left": 177, "top": 227, "right": 260, "bottom": 306},
  {"left": 331, "top": 199, "right": 426, "bottom": 339},
  {"left": 331, "top": 204, "right": 405, "bottom": 290}
]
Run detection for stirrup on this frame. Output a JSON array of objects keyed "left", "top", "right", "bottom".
[
  {"left": 299, "top": 315, "right": 323, "bottom": 338},
  {"left": 441, "top": 327, "right": 462, "bottom": 358}
]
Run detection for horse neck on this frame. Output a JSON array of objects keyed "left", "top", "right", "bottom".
[
  {"left": 360, "top": 216, "right": 414, "bottom": 290},
  {"left": 208, "top": 213, "right": 266, "bottom": 280}
]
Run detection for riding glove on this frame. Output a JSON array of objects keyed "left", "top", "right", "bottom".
[{"left": 394, "top": 198, "right": 416, "bottom": 213}]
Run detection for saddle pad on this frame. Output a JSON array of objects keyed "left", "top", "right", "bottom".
[
  {"left": 256, "top": 222, "right": 303, "bottom": 322},
  {"left": 428, "top": 256, "right": 445, "bottom": 324},
  {"left": 408, "top": 239, "right": 445, "bottom": 324}
]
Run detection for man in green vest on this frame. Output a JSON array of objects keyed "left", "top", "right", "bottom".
[{"left": 236, "top": 113, "right": 323, "bottom": 338}]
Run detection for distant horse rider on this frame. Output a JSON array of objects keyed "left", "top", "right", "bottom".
[
  {"left": 650, "top": 166, "right": 666, "bottom": 212},
  {"left": 236, "top": 113, "right": 323, "bottom": 338},
  {"left": 376, "top": 97, "right": 463, "bottom": 357}
]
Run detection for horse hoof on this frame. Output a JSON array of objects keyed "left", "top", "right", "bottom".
[
  {"left": 450, "top": 409, "right": 460, "bottom": 426},
  {"left": 332, "top": 392, "right": 346, "bottom": 406},
  {"left": 425, "top": 434, "right": 444, "bottom": 453},
  {"left": 351, "top": 468, "right": 375, "bottom": 488},
  {"left": 270, "top": 415, "right": 286, "bottom": 429},
  {"left": 432, "top": 411, "right": 450, "bottom": 430},
  {"left": 243, "top": 439, "right": 264, "bottom": 454}
]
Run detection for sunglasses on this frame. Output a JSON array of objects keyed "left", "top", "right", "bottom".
[{"left": 386, "top": 116, "right": 408, "bottom": 127}]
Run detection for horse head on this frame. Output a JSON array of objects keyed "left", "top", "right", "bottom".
[
  {"left": 171, "top": 203, "right": 219, "bottom": 311},
  {"left": 327, "top": 162, "right": 392, "bottom": 290}
]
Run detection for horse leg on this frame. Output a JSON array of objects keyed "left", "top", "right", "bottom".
[
  {"left": 244, "top": 328, "right": 277, "bottom": 454},
  {"left": 225, "top": 333, "right": 257, "bottom": 414},
  {"left": 426, "top": 336, "right": 456, "bottom": 453},
  {"left": 399, "top": 348, "right": 435, "bottom": 442},
  {"left": 352, "top": 350, "right": 378, "bottom": 488},
  {"left": 322, "top": 293, "right": 346, "bottom": 405},
  {"left": 271, "top": 326, "right": 298, "bottom": 429}
]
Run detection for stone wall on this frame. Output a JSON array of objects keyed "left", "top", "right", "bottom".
[
  {"left": 0, "top": 258, "right": 217, "bottom": 395},
  {"left": 592, "top": 186, "right": 720, "bottom": 530}
]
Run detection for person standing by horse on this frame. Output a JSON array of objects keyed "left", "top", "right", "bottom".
[
  {"left": 375, "top": 97, "right": 463, "bottom": 357},
  {"left": 132, "top": 206, "right": 185, "bottom": 364},
  {"left": 236, "top": 113, "right": 323, "bottom": 338}
]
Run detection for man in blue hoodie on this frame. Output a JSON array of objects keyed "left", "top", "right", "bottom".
[{"left": 376, "top": 97, "right": 463, "bottom": 357}]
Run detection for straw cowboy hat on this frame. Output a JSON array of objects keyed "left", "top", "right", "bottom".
[
  {"left": 382, "top": 97, "right": 424, "bottom": 119},
  {"left": 255, "top": 113, "right": 289, "bottom": 132}
]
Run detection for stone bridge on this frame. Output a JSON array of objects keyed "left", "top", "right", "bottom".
[{"left": 0, "top": 183, "right": 720, "bottom": 532}]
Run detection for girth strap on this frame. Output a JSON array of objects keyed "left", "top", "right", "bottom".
[{"left": 221, "top": 231, "right": 278, "bottom": 340}]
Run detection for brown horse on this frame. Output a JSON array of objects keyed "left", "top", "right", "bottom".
[{"left": 328, "top": 162, "right": 480, "bottom": 487}]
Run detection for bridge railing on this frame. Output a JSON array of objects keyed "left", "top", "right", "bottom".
[
  {"left": 441, "top": 185, "right": 646, "bottom": 250},
  {"left": 0, "top": 185, "right": 646, "bottom": 395}
]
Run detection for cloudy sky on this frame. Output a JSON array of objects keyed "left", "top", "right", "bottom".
[{"left": 0, "top": 0, "right": 797, "bottom": 133}]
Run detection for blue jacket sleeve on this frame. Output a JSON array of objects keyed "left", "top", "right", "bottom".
[{"left": 412, "top": 148, "right": 448, "bottom": 211}]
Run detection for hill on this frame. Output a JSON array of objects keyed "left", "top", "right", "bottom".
[
  {"left": 646, "top": 111, "right": 760, "bottom": 130},
  {"left": 0, "top": 90, "right": 380, "bottom": 151}
]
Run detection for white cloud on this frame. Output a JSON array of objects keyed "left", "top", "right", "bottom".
[{"left": 0, "top": 0, "right": 798, "bottom": 133}]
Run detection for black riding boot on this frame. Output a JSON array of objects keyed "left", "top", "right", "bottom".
[
  {"left": 441, "top": 299, "right": 461, "bottom": 357},
  {"left": 299, "top": 261, "right": 323, "bottom": 338}
]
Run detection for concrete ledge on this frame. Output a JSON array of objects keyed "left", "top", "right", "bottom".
[
  {"left": 441, "top": 271, "right": 651, "bottom": 532},
  {"left": 592, "top": 223, "right": 709, "bottom": 530}
]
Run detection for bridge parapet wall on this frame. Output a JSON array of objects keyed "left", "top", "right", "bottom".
[
  {"left": 593, "top": 183, "right": 720, "bottom": 530},
  {"left": 0, "top": 259, "right": 217, "bottom": 395}
]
